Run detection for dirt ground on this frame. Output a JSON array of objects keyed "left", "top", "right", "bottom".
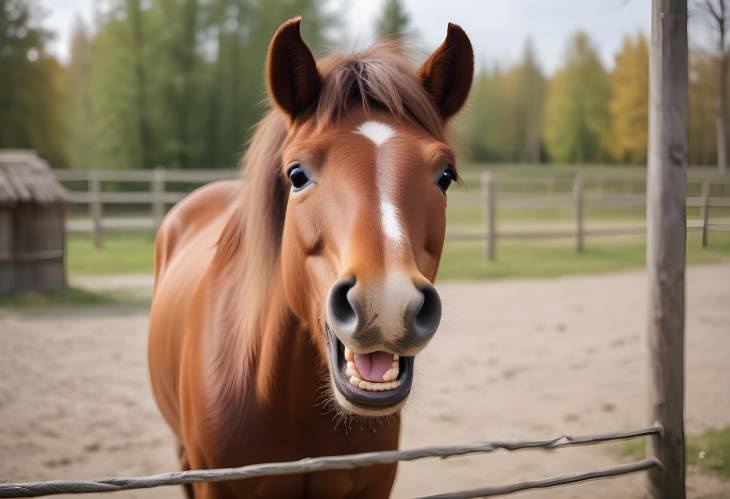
[{"left": 1, "top": 265, "right": 729, "bottom": 499}]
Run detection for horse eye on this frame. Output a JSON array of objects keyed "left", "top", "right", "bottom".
[
  {"left": 437, "top": 167, "right": 456, "bottom": 193},
  {"left": 287, "top": 165, "right": 311, "bottom": 190}
]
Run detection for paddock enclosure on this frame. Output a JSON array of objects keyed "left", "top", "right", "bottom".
[
  {"left": 1, "top": 267, "right": 728, "bottom": 498},
  {"left": 0, "top": 0, "right": 715, "bottom": 497}
]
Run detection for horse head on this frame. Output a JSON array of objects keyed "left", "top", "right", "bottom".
[{"left": 266, "top": 18, "right": 473, "bottom": 416}]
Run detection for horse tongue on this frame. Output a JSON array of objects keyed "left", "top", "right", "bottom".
[{"left": 353, "top": 351, "right": 394, "bottom": 382}]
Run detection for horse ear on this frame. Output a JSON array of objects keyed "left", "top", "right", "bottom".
[
  {"left": 266, "top": 17, "right": 321, "bottom": 121},
  {"left": 418, "top": 23, "right": 474, "bottom": 121}
]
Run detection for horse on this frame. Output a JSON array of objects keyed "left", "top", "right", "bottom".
[{"left": 148, "top": 17, "right": 473, "bottom": 498}]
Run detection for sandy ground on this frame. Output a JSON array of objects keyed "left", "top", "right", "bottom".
[{"left": 1, "top": 265, "right": 729, "bottom": 498}]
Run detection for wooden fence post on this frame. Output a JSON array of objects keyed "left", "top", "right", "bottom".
[
  {"left": 483, "top": 173, "right": 496, "bottom": 261},
  {"left": 573, "top": 173, "right": 584, "bottom": 253},
  {"left": 152, "top": 168, "right": 166, "bottom": 230},
  {"left": 88, "top": 171, "right": 103, "bottom": 249},
  {"left": 647, "top": 0, "right": 687, "bottom": 498},
  {"left": 700, "top": 181, "right": 710, "bottom": 247}
]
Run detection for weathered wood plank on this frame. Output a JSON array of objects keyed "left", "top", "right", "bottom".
[{"left": 646, "top": 0, "right": 688, "bottom": 497}]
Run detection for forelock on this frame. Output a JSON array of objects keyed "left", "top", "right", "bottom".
[{"left": 313, "top": 42, "right": 445, "bottom": 141}]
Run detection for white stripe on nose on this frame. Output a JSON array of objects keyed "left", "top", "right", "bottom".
[
  {"left": 380, "top": 199, "right": 403, "bottom": 242},
  {"left": 356, "top": 120, "right": 404, "bottom": 247}
]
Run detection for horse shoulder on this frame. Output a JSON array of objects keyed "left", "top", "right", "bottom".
[
  {"left": 154, "top": 180, "right": 241, "bottom": 284},
  {"left": 148, "top": 179, "right": 242, "bottom": 436}
]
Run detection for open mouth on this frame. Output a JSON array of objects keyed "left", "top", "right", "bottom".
[{"left": 326, "top": 327, "right": 414, "bottom": 411}]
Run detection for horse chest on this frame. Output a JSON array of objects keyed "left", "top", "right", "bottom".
[{"left": 194, "top": 405, "right": 399, "bottom": 498}]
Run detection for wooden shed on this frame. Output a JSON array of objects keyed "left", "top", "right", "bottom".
[{"left": 0, "top": 150, "right": 67, "bottom": 294}]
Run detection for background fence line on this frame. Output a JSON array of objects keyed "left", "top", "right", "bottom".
[{"left": 53, "top": 168, "right": 730, "bottom": 253}]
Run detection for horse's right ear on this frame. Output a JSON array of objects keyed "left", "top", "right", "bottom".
[{"left": 266, "top": 17, "right": 321, "bottom": 121}]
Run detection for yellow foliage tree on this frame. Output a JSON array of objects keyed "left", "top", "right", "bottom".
[
  {"left": 689, "top": 51, "right": 720, "bottom": 165},
  {"left": 609, "top": 33, "right": 649, "bottom": 164}
]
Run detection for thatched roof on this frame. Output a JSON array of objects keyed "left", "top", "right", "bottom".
[{"left": 0, "top": 150, "right": 66, "bottom": 205}]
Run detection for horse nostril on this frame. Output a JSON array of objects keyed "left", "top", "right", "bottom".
[
  {"left": 327, "top": 277, "right": 359, "bottom": 334},
  {"left": 410, "top": 283, "right": 442, "bottom": 337}
]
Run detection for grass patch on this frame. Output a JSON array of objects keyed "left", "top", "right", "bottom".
[
  {"left": 66, "top": 230, "right": 730, "bottom": 281},
  {"left": 438, "top": 232, "right": 730, "bottom": 280},
  {"left": 68, "top": 231, "right": 155, "bottom": 276},
  {"left": 0, "top": 286, "right": 150, "bottom": 308},
  {"left": 621, "top": 427, "right": 730, "bottom": 478}
]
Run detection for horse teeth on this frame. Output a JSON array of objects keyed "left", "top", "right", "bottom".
[
  {"left": 350, "top": 377, "right": 401, "bottom": 392},
  {"left": 381, "top": 364, "right": 400, "bottom": 382},
  {"left": 342, "top": 351, "right": 401, "bottom": 391}
]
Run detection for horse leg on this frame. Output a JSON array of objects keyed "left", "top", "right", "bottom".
[{"left": 178, "top": 444, "right": 195, "bottom": 499}]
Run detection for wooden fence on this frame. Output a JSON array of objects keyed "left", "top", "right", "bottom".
[
  {"left": 54, "top": 168, "right": 730, "bottom": 255},
  {"left": 475, "top": 171, "right": 730, "bottom": 260}
]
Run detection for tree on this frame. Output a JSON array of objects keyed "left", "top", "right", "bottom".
[
  {"left": 0, "top": 0, "right": 66, "bottom": 166},
  {"left": 375, "top": 0, "right": 411, "bottom": 41},
  {"left": 88, "top": 3, "right": 144, "bottom": 169},
  {"left": 126, "top": 0, "right": 153, "bottom": 167},
  {"left": 695, "top": 0, "right": 728, "bottom": 173},
  {"left": 454, "top": 65, "right": 511, "bottom": 162},
  {"left": 198, "top": 0, "right": 334, "bottom": 166},
  {"left": 513, "top": 39, "right": 546, "bottom": 163},
  {"left": 454, "top": 43, "right": 545, "bottom": 165},
  {"left": 65, "top": 19, "right": 96, "bottom": 169},
  {"left": 688, "top": 51, "right": 719, "bottom": 164},
  {"left": 61, "top": 0, "right": 336, "bottom": 170},
  {"left": 609, "top": 33, "right": 649, "bottom": 164},
  {"left": 542, "top": 32, "right": 612, "bottom": 163}
]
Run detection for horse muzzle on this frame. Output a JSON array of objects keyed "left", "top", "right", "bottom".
[{"left": 324, "top": 273, "right": 441, "bottom": 415}]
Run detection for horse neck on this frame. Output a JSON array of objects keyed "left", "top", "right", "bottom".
[{"left": 210, "top": 254, "right": 325, "bottom": 420}]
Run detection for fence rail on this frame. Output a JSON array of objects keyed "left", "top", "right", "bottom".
[
  {"left": 53, "top": 168, "right": 730, "bottom": 254},
  {"left": 0, "top": 426, "right": 661, "bottom": 498}
]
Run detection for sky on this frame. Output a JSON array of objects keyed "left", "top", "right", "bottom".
[{"left": 35, "top": 0, "right": 689, "bottom": 75}]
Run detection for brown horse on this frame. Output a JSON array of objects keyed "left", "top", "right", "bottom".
[{"left": 148, "top": 17, "right": 473, "bottom": 499}]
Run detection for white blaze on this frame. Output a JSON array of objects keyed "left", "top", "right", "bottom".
[
  {"left": 357, "top": 120, "right": 395, "bottom": 146},
  {"left": 356, "top": 120, "right": 404, "bottom": 245}
]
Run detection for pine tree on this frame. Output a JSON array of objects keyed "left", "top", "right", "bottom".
[
  {"left": 513, "top": 39, "right": 546, "bottom": 163},
  {"left": 65, "top": 19, "right": 96, "bottom": 169},
  {"left": 0, "top": 0, "right": 66, "bottom": 165},
  {"left": 375, "top": 0, "right": 411, "bottom": 41}
]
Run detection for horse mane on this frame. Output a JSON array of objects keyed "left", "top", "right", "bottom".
[{"left": 213, "top": 42, "right": 446, "bottom": 398}]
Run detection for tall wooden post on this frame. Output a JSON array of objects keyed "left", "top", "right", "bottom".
[
  {"left": 483, "top": 173, "right": 496, "bottom": 261},
  {"left": 647, "top": 0, "right": 687, "bottom": 498}
]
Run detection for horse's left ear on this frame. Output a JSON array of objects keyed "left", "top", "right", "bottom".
[
  {"left": 266, "top": 17, "right": 321, "bottom": 121},
  {"left": 418, "top": 23, "right": 474, "bottom": 121}
]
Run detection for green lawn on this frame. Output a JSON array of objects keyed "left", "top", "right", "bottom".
[
  {"left": 66, "top": 230, "right": 730, "bottom": 281},
  {"left": 439, "top": 232, "right": 730, "bottom": 280},
  {"left": 68, "top": 231, "right": 156, "bottom": 275}
]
